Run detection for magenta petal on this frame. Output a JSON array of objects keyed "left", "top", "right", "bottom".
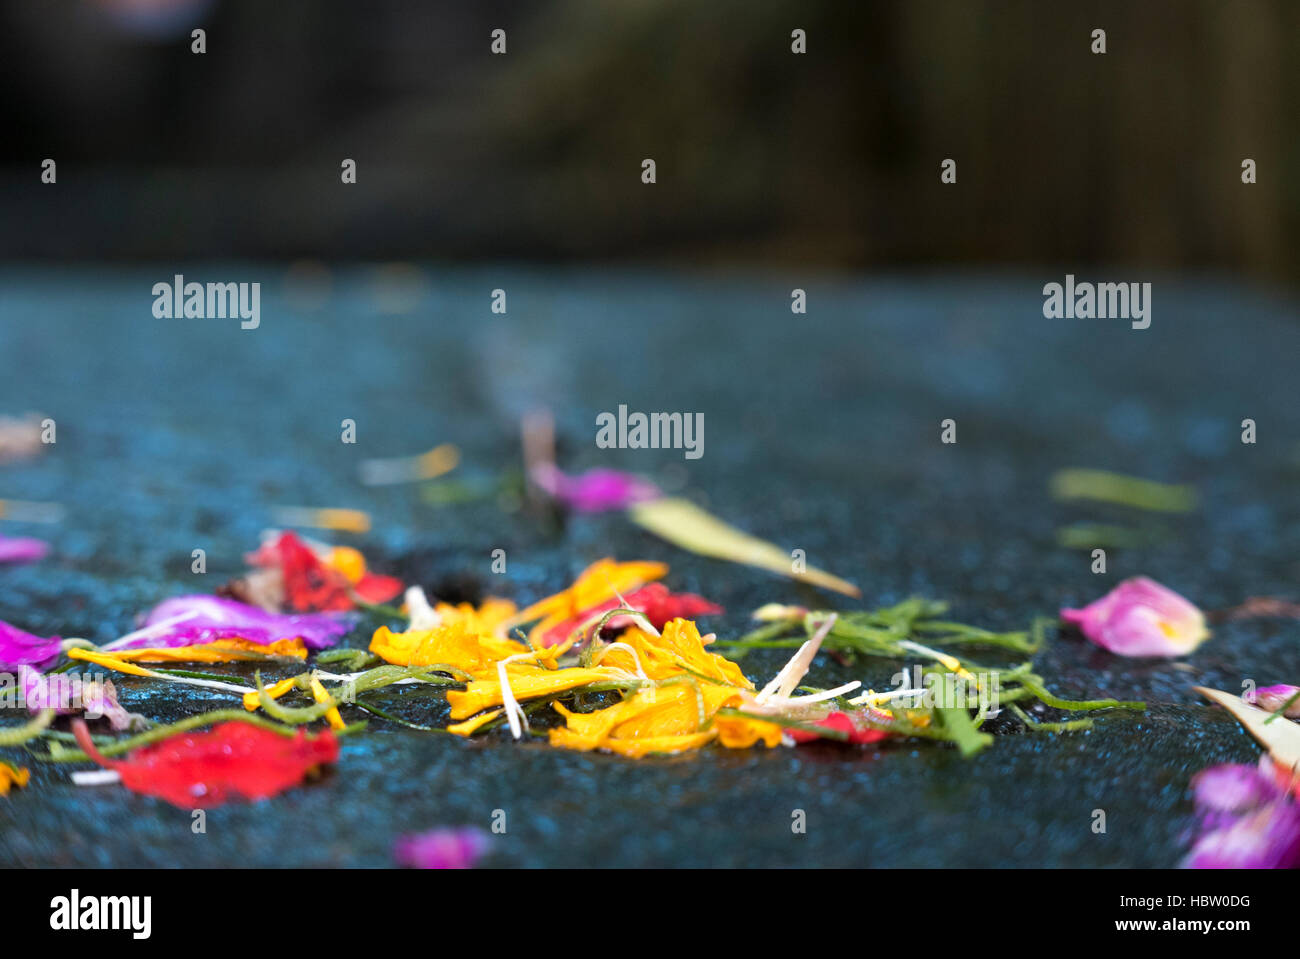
[
  {"left": 531, "top": 465, "right": 661, "bottom": 513},
  {"left": 393, "top": 828, "right": 490, "bottom": 869},
  {"left": 0, "top": 620, "right": 62, "bottom": 670},
  {"left": 135, "top": 595, "right": 353, "bottom": 650},
  {"left": 1191, "top": 763, "right": 1282, "bottom": 815},
  {"left": 1060, "top": 576, "right": 1207, "bottom": 657},
  {"left": 0, "top": 535, "right": 48, "bottom": 564},
  {"left": 1185, "top": 803, "right": 1300, "bottom": 869}
]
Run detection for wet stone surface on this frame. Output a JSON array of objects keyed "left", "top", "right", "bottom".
[{"left": 1, "top": 266, "right": 1297, "bottom": 866}]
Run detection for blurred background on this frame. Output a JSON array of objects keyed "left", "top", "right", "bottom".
[{"left": 0, "top": 0, "right": 1295, "bottom": 280}]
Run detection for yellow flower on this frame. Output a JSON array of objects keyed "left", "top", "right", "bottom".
[
  {"left": 0, "top": 760, "right": 30, "bottom": 796},
  {"left": 508, "top": 558, "right": 667, "bottom": 645},
  {"left": 601, "top": 619, "right": 752, "bottom": 688},
  {"left": 369, "top": 621, "right": 526, "bottom": 676},
  {"left": 104, "top": 638, "right": 309, "bottom": 663}
]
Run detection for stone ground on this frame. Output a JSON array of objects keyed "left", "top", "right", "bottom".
[{"left": 1, "top": 265, "right": 1297, "bottom": 866}]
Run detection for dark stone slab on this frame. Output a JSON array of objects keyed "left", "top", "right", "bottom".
[{"left": 1, "top": 267, "right": 1296, "bottom": 866}]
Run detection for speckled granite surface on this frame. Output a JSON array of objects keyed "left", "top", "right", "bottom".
[{"left": 1, "top": 266, "right": 1296, "bottom": 866}]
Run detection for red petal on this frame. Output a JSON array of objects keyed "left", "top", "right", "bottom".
[
  {"left": 355, "top": 573, "right": 404, "bottom": 604},
  {"left": 789, "top": 711, "right": 892, "bottom": 745},
  {"left": 109, "top": 722, "right": 338, "bottom": 808}
]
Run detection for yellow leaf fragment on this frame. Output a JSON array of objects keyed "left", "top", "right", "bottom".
[{"left": 629, "top": 498, "right": 860, "bottom": 597}]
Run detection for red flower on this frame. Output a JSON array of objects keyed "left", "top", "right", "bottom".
[
  {"left": 73, "top": 720, "right": 338, "bottom": 808},
  {"left": 787, "top": 711, "right": 892, "bottom": 745},
  {"left": 537, "top": 583, "right": 723, "bottom": 647}
]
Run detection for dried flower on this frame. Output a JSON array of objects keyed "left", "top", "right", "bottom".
[
  {"left": 15, "top": 666, "right": 135, "bottom": 731},
  {"left": 1060, "top": 577, "right": 1208, "bottom": 657}
]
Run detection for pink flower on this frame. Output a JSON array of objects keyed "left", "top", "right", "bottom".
[
  {"left": 1253, "top": 685, "right": 1300, "bottom": 718},
  {"left": 530, "top": 465, "right": 660, "bottom": 513},
  {"left": 0, "top": 535, "right": 47, "bottom": 564},
  {"left": 130, "top": 595, "right": 353, "bottom": 651},
  {"left": 1060, "top": 576, "right": 1208, "bottom": 657},
  {"left": 393, "top": 828, "right": 490, "bottom": 869},
  {"left": 0, "top": 619, "right": 61, "bottom": 671}
]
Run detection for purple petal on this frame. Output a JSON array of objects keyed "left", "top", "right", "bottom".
[
  {"left": 393, "top": 828, "right": 491, "bottom": 869},
  {"left": 0, "top": 535, "right": 48, "bottom": 564},
  {"left": 0, "top": 620, "right": 62, "bottom": 671},
  {"left": 128, "top": 595, "right": 353, "bottom": 650}
]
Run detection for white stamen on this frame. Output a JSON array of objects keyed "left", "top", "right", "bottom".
[
  {"left": 497, "top": 652, "right": 535, "bottom": 740},
  {"left": 72, "top": 770, "right": 122, "bottom": 786},
  {"left": 756, "top": 613, "right": 837, "bottom": 704},
  {"left": 590, "top": 642, "right": 649, "bottom": 681},
  {"left": 404, "top": 585, "right": 441, "bottom": 631},
  {"left": 756, "top": 680, "right": 862, "bottom": 710}
]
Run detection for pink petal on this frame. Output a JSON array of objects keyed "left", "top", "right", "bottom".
[
  {"left": 1060, "top": 576, "right": 1207, "bottom": 657},
  {"left": 393, "top": 828, "right": 491, "bottom": 869}
]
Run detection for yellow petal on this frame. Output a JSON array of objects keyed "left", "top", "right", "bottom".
[
  {"left": 327, "top": 546, "right": 368, "bottom": 584},
  {"left": 243, "top": 676, "right": 298, "bottom": 712},
  {"left": 610, "top": 620, "right": 752, "bottom": 688},
  {"left": 447, "top": 665, "right": 628, "bottom": 720},
  {"left": 0, "top": 761, "right": 30, "bottom": 796},
  {"left": 309, "top": 674, "right": 347, "bottom": 731},
  {"left": 369, "top": 622, "right": 526, "bottom": 674},
  {"left": 110, "top": 638, "right": 309, "bottom": 663},
  {"left": 629, "top": 498, "right": 860, "bottom": 597},
  {"left": 66, "top": 648, "right": 155, "bottom": 678},
  {"left": 512, "top": 558, "right": 668, "bottom": 628},
  {"left": 446, "top": 709, "right": 504, "bottom": 737},
  {"left": 714, "top": 713, "right": 783, "bottom": 749}
]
